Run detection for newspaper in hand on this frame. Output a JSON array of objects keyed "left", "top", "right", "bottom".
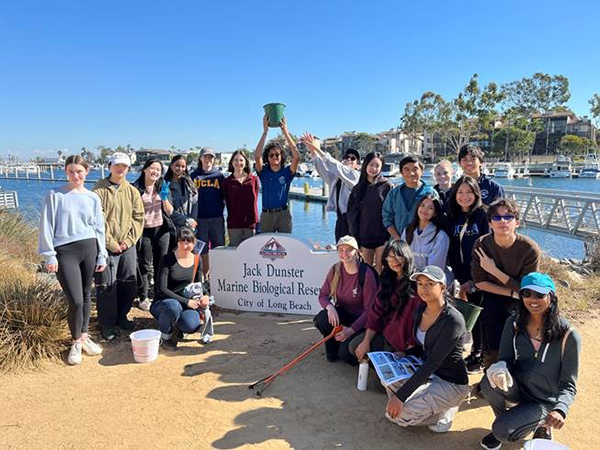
[{"left": 367, "top": 352, "right": 423, "bottom": 386}]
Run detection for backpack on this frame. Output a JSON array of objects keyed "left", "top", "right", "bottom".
[{"left": 329, "top": 262, "right": 380, "bottom": 304}]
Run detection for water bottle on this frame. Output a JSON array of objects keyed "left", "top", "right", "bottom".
[{"left": 357, "top": 361, "right": 369, "bottom": 391}]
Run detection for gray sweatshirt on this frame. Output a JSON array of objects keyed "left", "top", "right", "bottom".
[
  {"left": 498, "top": 316, "right": 581, "bottom": 417},
  {"left": 312, "top": 152, "right": 359, "bottom": 215},
  {"left": 401, "top": 222, "right": 449, "bottom": 271},
  {"left": 39, "top": 186, "right": 108, "bottom": 266}
]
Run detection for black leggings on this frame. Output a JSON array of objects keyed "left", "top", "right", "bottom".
[
  {"left": 137, "top": 226, "right": 170, "bottom": 299},
  {"left": 55, "top": 238, "right": 98, "bottom": 340},
  {"left": 313, "top": 308, "right": 360, "bottom": 365}
]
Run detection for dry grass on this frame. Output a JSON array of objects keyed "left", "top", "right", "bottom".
[
  {"left": 539, "top": 255, "right": 600, "bottom": 317},
  {"left": 0, "top": 277, "right": 68, "bottom": 372},
  {"left": 0, "top": 209, "right": 38, "bottom": 265}
]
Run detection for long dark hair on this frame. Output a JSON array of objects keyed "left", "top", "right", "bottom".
[
  {"left": 356, "top": 151, "right": 384, "bottom": 201},
  {"left": 404, "top": 194, "right": 444, "bottom": 245},
  {"left": 515, "top": 291, "right": 569, "bottom": 342},
  {"left": 164, "top": 154, "right": 197, "bottom": 195},
  {"left": 228, "top": 150, "right": 251, "bottom": 174},
  {"left": 262, "top": 142, "right": 287, "bottom": 167},
  {"left": 134, "top": 158, "right": 164, "bottom": 192},
  {"left": 379, "top": 240, "right": 415, "bottom": 318},
  {"left": 447, "top": 175, "right": 485, "bottom": 223}
]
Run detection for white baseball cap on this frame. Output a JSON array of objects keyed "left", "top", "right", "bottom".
[{"left": 108, "top": 152, "right": 131, "bottom": 167}]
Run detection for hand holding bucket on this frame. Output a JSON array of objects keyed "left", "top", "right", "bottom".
[{"left": 263, "top": 103, "right": 286, "bottom": 127}]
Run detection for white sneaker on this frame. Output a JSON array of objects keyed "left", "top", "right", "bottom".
[
  {"left": 428, "top": 406, "right": 459, "bottom": 433},
  {"left": 81, "top": 336, "right": 103, "bottom": 356},
  {"left": 138, "top": 298, "right": 152, "bottom": 311},
  {"left": 201, "top": 335, "right": 212, "bottom": 344},
  {"left": 68, "top": 341, "right": 83, "bottom": 365}
]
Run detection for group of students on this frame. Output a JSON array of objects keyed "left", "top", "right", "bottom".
[
  {"left": 38, "top": 120, "right": 580, "bottom": 448},
  {"left": 309, "top": 141, "right": 580, "bottom": 447}
]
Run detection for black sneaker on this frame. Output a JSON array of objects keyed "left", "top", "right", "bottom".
[
  {"left": 532, "top": 426, "right": 552, "bottom": 440},
  {"left": 118, "top": 319, "right": 135, "bottom": 331},
  {"left": 101, "top": 326, "right": 117, "bottom": 341},
  {"left": 465, "top": 353, "right": 484, "bottom": 374},
  {"left": 161, "top": 337, "right": 178, "bottom": 352},
  {"left": 480, "top": 432, "right": 502, "bottom": 450}
]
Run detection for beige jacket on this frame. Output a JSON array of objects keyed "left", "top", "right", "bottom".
[{"left": 93, "top": 178, "right": 145, "bottom": 253}]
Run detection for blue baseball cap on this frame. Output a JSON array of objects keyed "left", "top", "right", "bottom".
[{"left": 520, "top": 272, "right": 556, "bottom": 295}]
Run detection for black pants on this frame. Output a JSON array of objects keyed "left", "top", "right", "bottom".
[
  {"left": 313, "top": 308, "right": 360, "bottom": 364},
  {"left": 95, "top": 246, "right": 138, "bottom": 328},
  {"left": 482, "top": 293, "right": 517, "bottom": 368},
  {"left": 137, "top": 226, "right": 170, "bottom": 299},
  {"left": 56, "top": 238, "right": 98, "bottom": 340},
  {"left": 335, "top": 213, "right": 350, "bottom": 242}
]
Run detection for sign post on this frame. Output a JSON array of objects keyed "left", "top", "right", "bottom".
[{"left": 210, "top": 234, "right": 338, "bottom": 315}]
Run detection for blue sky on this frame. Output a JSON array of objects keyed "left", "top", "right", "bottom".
[{"left": 1, "top": 0, "right": 599, "bottom": 159}]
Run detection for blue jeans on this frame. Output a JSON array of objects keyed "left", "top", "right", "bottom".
[{"left": 150, "top": 299, "right": 201, "bottom": 337}]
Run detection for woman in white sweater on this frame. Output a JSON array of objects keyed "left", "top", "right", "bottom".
[{"left": 39, "top": 155, "right": 107, "bottom": 365}]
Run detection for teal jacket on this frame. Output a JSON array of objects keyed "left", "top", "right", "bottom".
[
  {"left": 498, "top": 315, "right": 581, "bottom": 417},
  {"left": 382, "top": 181, "right": 437, "bottom": 235}
]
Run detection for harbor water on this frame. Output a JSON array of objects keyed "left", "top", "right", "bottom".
[{"left": 1, "top": 170, "right": 596, "bottom": 260}]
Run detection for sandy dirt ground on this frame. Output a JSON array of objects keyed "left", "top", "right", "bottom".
[{"left": 1, "top": 311, "right": 598, "bottom": 450}]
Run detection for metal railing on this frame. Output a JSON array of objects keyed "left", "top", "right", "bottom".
[
  {"left": 0, "top": 191, "right": 19, "bottom": 210},
  {"left": 504, "top": 187, "right": 600, "bottom": 240}
]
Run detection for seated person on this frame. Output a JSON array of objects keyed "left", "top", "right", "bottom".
[
  {"left": 150, "top": 227, "right": 209, "bottom": 351},
  {"left": 384, "top": 266, "right": 469, "bottom": 434},
  {"left": 350, "top": 239, "right": 420, "bottom": 362},
  {"left": 480, "top": 273, "right": 580, "bottom": 449},
  {"left": 313, "top": 235, "right": 379, "bottom": 363}
]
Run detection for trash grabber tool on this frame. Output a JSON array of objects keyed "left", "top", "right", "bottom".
[{"left": 249, "top": 325, "right": 343, "bottom": 396}]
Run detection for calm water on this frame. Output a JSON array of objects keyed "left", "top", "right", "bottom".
[{"left": 1, "top": 170, "right": 597, "bottom": 260}]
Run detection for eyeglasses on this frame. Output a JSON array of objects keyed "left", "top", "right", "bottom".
[
  {"left": 268, "top": 153, "right": 282, "bottom": 159},
  {"left": 521, "top": 289, "right": 547, "bottom": 299},
  {"left": 386, "top": 254, "right": 405, "bottom": 263},
  {"left": 344, "top": 155, "right": 357, "bottom": 161},
  {"left": 491, "top": 215, "right": 515, "bottom": 222}
]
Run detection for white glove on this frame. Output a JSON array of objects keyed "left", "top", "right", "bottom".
[{"left": 486, "top": 361, "right": 513, "bottom": 392}]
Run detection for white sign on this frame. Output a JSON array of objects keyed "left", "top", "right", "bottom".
[{"left": 210, "top": 234, "right": 338, "bottom": 315}]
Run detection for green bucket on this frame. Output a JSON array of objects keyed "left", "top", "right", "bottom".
[
  {"left": 454, "top": 299, "right": 483, "bottom": 332},
  {"left": 263, "top": 103, "right": 286, "bottom": 127}
]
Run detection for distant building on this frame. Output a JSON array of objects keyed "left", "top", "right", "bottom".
[
  {"left": 531, "top": 111, "right": 597, "bottom": 155},
  {"left": 135, "top": 149, "right": 174, "bottom": 166},
  {"left": 375, "top": 129, "right": 423, "bottom": 155}
]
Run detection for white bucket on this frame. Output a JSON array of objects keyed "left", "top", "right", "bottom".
[
  {"left": 524, "top": 439, "right": 570, "bottom": 450},
  {"left": 130, "top": 329, "right": 161, "bottom": 363}
]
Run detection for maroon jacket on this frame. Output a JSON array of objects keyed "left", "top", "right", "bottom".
[
  {"left": 222, "top": 174, "right": 259, "bottom": 229},
  {"left": 366, "top": 289, "right": 420, "bottom": 352}
]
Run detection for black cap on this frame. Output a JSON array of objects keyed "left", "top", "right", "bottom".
[{"left": 343, "top": 148, "right": 360, "bottom": 162}]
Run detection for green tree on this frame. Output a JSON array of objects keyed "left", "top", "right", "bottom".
[
  {"left": 492, "top": 126, "right": 535, "bottom": 161},
  {"left": 400, "top": 91, "right": 449, "bottom": 158},
  {"left": 501, "top": 73, "right": 570, "bottom": 116},
  {"left": 559, "top": 135, "right": 591, "bottom": 158},
  {"left": 590, "top": 94, "right": 600, "bottom": 146},
  {"left": 186, "top": 152, "right": 199, "bottom": 165},
  {"left": 80, "top": 147, "right": 97, "bottom": 163},
  {"left": 352, "top": 132, "right": 376, "bottom": 154},
  {"left": 96, "top": 146, "right": 114, "bottom": 164}
]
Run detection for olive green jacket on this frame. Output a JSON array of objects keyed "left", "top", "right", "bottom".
[{"left": 93, "top": 178, "right": 145, "bottom": 253}]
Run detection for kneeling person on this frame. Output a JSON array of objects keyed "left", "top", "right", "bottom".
[
  {"left": 385, "top": 266, "right": 469, "bottom": 433},
  {"left": 150, "top": 227, "right": 209, "bottom": 351}
]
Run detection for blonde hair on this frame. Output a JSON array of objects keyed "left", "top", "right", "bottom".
[{"left": 434, "top": 159, "right": 453, "bottom": 173}]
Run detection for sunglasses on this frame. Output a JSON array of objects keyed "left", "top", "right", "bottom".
[
  {"left": 344, "top": 155, "right": 357, "bottom": 161},
  {"left": 491, "top": 215, "right": 515, "bottom": 222},
  {"left": 521, "top": 289, "right": 547, "bottom": 299},
  {"left": 268, "top": 153, "right": 282, "bottom": 158}
]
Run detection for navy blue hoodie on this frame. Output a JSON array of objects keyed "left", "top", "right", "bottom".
[
  {"left": 190, "top": 168, "right": 225, "bottom": 219},
  {"left": 478, "top": 174, "right": 504, "bottom": 205}
]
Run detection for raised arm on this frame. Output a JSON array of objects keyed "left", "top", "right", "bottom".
[
  {"left": 281, "top": 118, "right": 300, "bottom": 174},
  {"left": 254, "top": 115, "right": 269, "bottom": 174}
]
